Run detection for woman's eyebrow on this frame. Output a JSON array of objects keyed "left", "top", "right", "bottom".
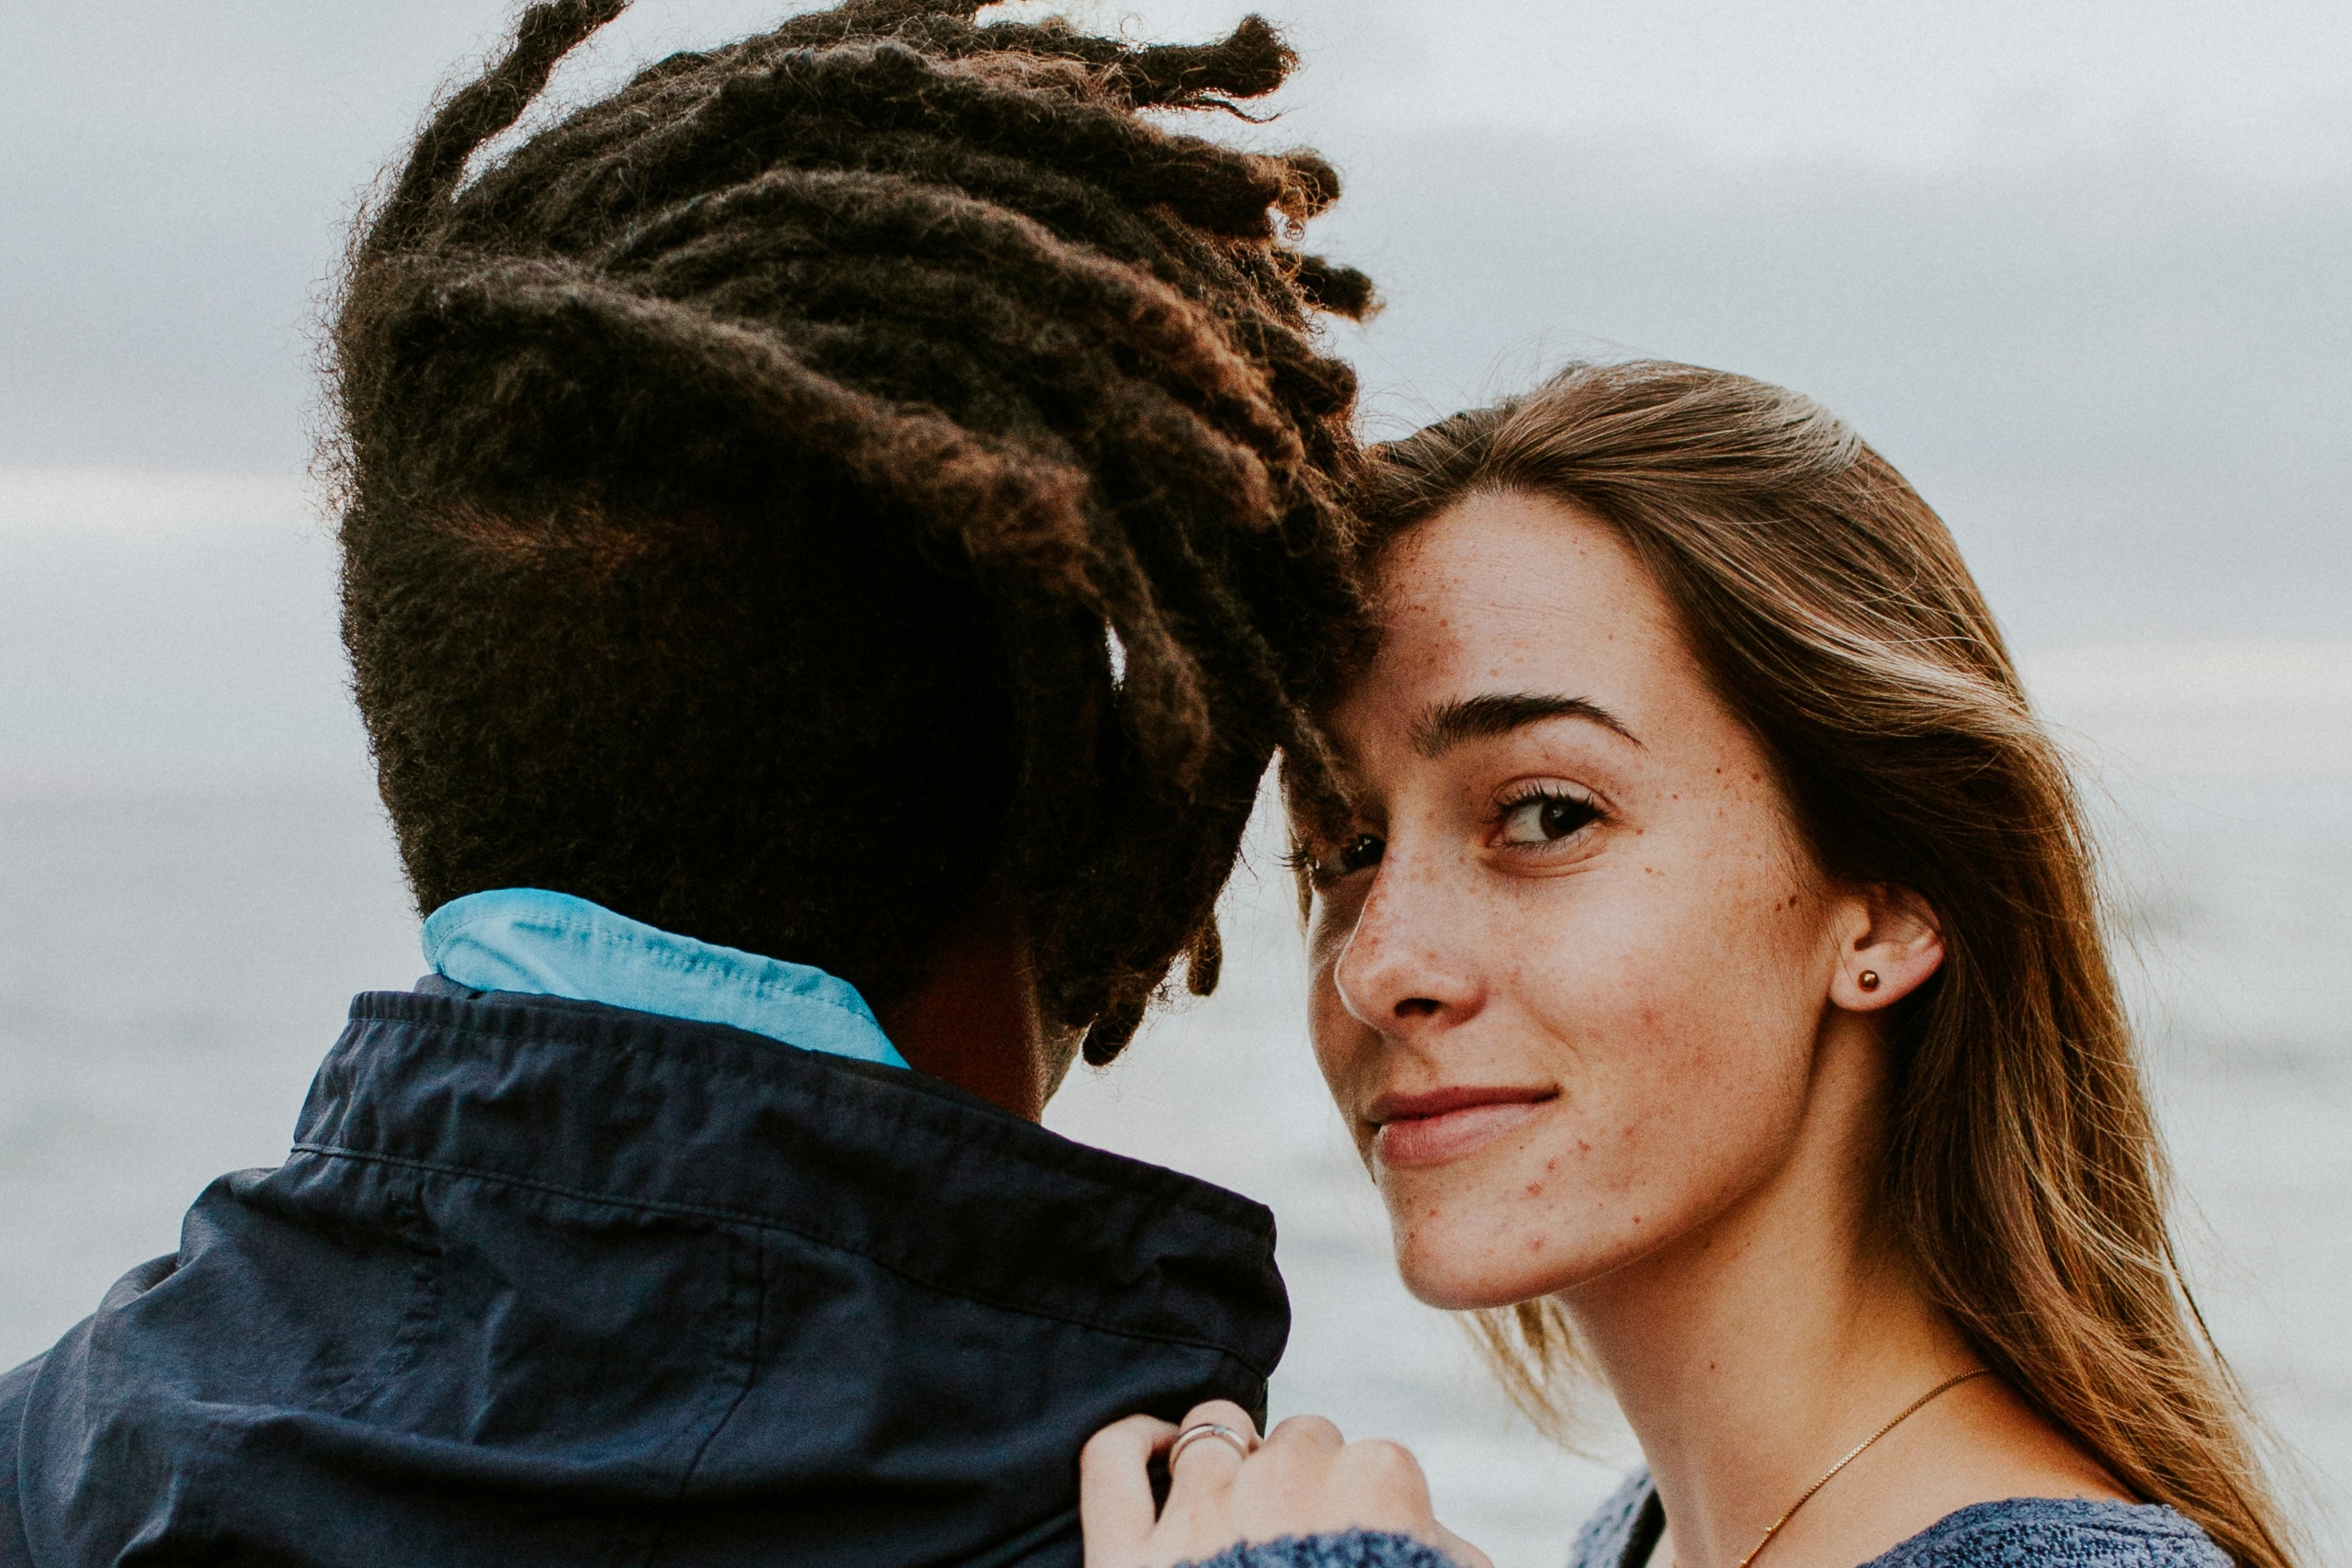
[{"left": 1411, "top": 692, "right": 1643, "bottom": 757}]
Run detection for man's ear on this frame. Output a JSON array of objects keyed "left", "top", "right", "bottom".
[{"left": 1828, "top": 883, "right": 1944, "bottom": 1012}]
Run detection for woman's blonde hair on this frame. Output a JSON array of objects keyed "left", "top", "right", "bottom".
[{"left": 1351, "top": 360, "right": 2297, "bottom": 1568}]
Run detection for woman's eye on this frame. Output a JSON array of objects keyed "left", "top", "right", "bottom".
[
  {"left": 1306, "top": 832, "right": 1384, "bottom": 882},
  {"left": 1498, "top": 792, "right": 1599, "bottom": 846},
  {"left": 1335, "top": 833, "right": 1385, "bottom": 874},
  {"left": 1293, "top": 829, "right": 1384, "bottom": 888}
]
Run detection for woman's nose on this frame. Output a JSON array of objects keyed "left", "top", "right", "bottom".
[{"left": 1330, "top": 857, "right": 1485, "bottom": 1034}]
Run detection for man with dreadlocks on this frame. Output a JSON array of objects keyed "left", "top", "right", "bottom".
[{"left": 0, "top": 2, "right": 1385, "bottom": 1563}]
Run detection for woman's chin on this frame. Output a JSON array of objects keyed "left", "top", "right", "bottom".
[{"left": 1387, "top": 1226, "right": 1605, "bottom": 1312}]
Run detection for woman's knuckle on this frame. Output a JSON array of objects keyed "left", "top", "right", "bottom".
[
  {"left": 1077, "top": 1435, "right": 1117, "bottom": 1471},
  {"left": 1268, "top": 1413, "right": 1343, "bottom": 1450},
  {"left": 1345, "top": 1438, "right": 1426, "bottom": 1488}
]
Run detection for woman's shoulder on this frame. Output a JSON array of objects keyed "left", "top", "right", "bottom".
[
  {"left": 1567, "top": 1470, "right": 1663, "bottom": 1568},
  {"left": 1561, "top": 1475, "right": 2228, "bottom": 1568},
  {"left": 1864, "top": 1497, "right": 2233, "bottom": 1567}
]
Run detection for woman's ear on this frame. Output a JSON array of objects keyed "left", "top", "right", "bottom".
[{"left": 1829, "top": 884, "right": 1944, "bottom": 1012}]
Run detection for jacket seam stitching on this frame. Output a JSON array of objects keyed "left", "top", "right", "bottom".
[
  {"left": 286, "top": 1141, "right": 1276, "bottom": 1379},
  {"left": 314, "top": 1181, "right": 442, "bottom": 1419},
  {"left": 640, "top": 1231, "right": 764, "bottom": 1567}
]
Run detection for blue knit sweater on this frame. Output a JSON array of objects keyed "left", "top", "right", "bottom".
[
  {"left": 1179, "top": 1470, "right": 2232, "bottom": 1568},
  {"left": 1566, "top": 1471, "right": 2232, "bottom": 1568},
  {"left": 1183, "top": 1538, "right": 1461, "bottom": 1568}
]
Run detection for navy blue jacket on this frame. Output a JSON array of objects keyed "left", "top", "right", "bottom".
[{"left": 0, "top": 984, "right": 1288, "bottom": 1565}]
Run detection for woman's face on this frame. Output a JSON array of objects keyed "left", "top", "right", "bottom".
[{"left": 1304, "top": 490, "right": 1877, "bottom": 1310}]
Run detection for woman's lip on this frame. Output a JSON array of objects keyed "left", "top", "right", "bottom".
[
  {"left": 1368, "top": 1084, "right": 1555, "bottom": 1123},
  {"left": 1368, "top": 1087, "right": 1556, "bottom": 1168}
]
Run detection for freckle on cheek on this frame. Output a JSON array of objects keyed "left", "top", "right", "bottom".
[
  {"left": 1525, "top": 1180, "right": 1544, "bottom": 1197},
  {"left": 1545, "top": 1157, "right": 1559, "bottom": 1172},
  {"left": 1525, "top": 1235, "right": 1544, "bottom": 1254}
]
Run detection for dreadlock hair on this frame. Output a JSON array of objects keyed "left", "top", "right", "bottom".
[{"left": 327, "top": 0, "right": 1373, "bottom": 1066}]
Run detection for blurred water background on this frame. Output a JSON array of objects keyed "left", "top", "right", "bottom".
[{"left": 5, "top": 1, "right": 2347, "bottom": 1562}]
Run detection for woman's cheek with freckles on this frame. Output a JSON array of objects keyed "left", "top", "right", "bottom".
[
  {"left": 1379, "top": 1111, "right": 1647, "bottom": 1308},
  {"left": 1376, "top": 904, "right": 1810, "bottom": 1306},
  {"left": 1372, "top": 1041, "right": 1662, "bottom": 1308}
]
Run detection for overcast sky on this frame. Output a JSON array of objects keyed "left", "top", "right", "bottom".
[
  {"left": 6, "top": 0, "right": 2348, "bottom": 462},
  {"left": 3, "top": 0, "right": 2347, "bottom": 773}
]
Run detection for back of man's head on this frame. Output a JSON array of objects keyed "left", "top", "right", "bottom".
[{"left": 327, "top": 0, "right": 1371, "bottom": 1063}]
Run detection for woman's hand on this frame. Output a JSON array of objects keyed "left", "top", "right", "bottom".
[{"left": 1080, "top": 1399, "right": 1491, "bottom": 1568}]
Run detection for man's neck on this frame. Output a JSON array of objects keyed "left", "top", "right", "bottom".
[{"left": 878, "top": 905, "right": 1078, "bottom": 1121}]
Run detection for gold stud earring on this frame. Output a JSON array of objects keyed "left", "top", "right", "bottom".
[{"left": 1858, "top": 969, "right": 1881, "bottom": 992}]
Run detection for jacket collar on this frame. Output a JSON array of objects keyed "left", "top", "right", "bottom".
[
  {"left": 421, "top": 887, "right": 908, "bottom": 1069},
  {"left": 297, "top": 987, "right": 1287, "bottom": 1371}
]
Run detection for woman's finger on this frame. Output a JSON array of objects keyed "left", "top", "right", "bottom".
[
  {"left": 1164, "top": 1400, "right": 1260, "bottom": 1477},
  {"left": 1329, "top": 1437, "right": 1432, "bottom": 1516},
  {"left": 1080, "top": 1414, "right": 1174, "bottom": 1566},
  {"left": 1170, "top": 1400, "right": 1261, "bottom": 1447},
  {"left": 1227, "top": 1414, "right": 1345, "bottom": 1533},
  {"left": 1333, "top": 1436, "right": 1449, "bottom": 1541},
  {"left": 1083, "top": 1404, "right": 1490, "bottom": 1568},
  {"left": 1261, "top": 1412, "right": 1345, "bottom": 1458},
  {"left": 1157, "top": 1398, "right": 1261, "bottom": 1546},
  {"left": 1320, "top": 1438, "right": 1492, "bottom": 1568}
]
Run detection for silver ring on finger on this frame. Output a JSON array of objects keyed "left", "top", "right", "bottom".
[{"left": 1168, "top": 1422, "right": 1256, "bottom": 1468}]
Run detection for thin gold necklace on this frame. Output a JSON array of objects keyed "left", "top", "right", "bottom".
[{"left": 1677, "top": 1368, "right": 1993, "bottom": 1568}]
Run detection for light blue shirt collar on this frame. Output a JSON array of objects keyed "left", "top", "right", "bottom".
[{"left": 422, "top": 888, "right": 910, "bottom": 1070}]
